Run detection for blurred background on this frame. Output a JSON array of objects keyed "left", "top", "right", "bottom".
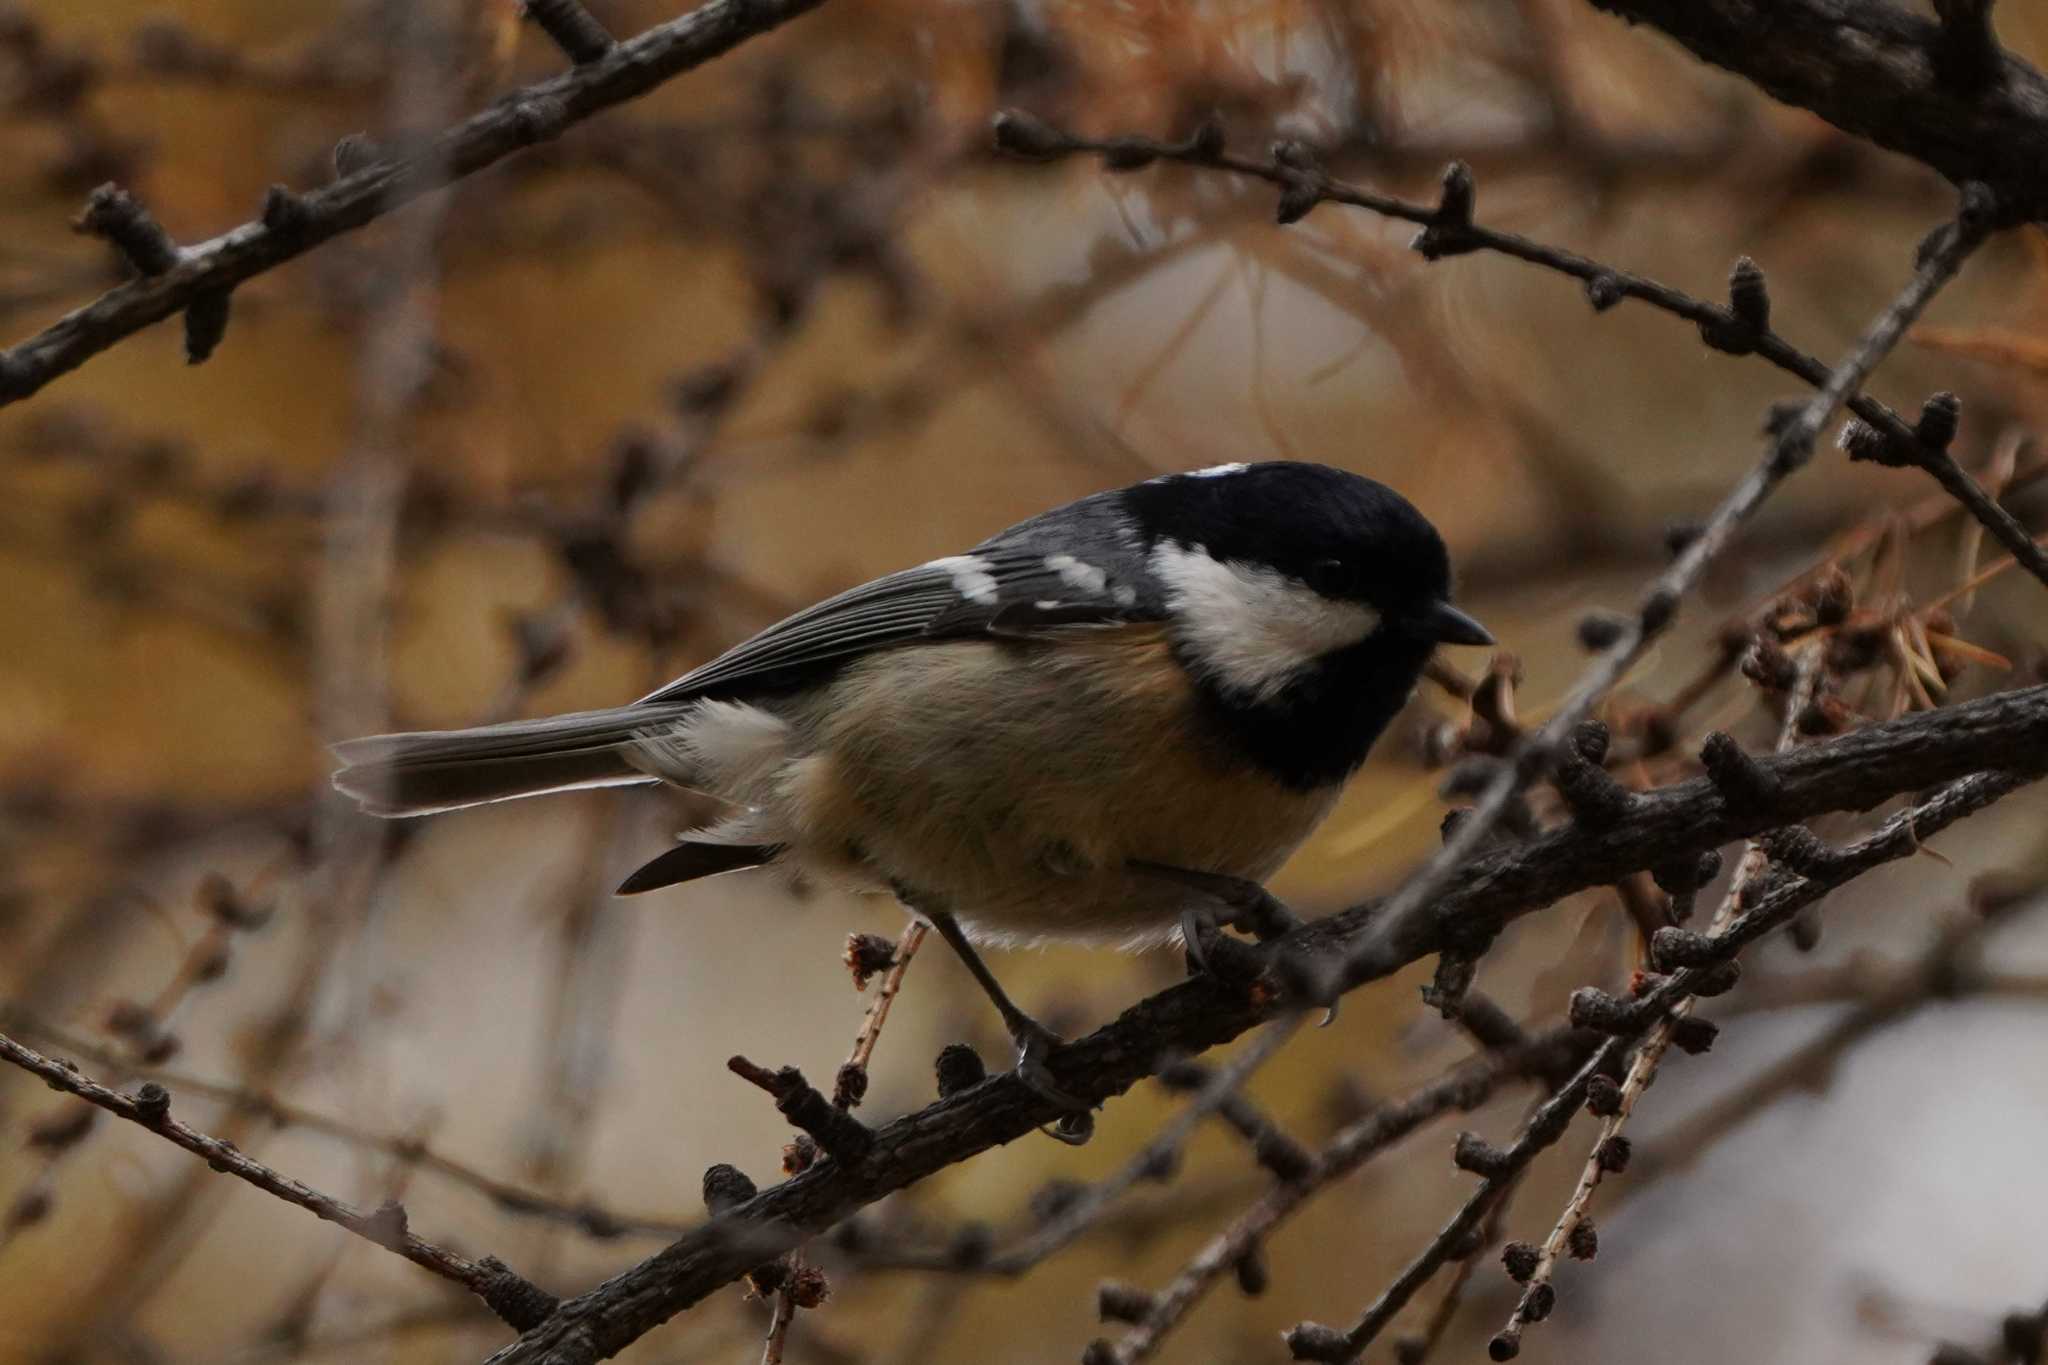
[{"left": 2, "top": 2, "right": 2046, "bottom": 1362}]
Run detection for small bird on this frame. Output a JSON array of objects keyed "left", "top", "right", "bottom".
[{"left": 333, "top": 461, "right": 1489, "bottom": 1127}]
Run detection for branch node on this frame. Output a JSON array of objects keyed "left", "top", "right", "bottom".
[
  {"left": 1594, "top": 1135, "right": 1632, "bottom": 1173},
  {"left": 1688, "top": 959, "right": 1743, "bottom": 998},
  {"left": 72, "top": 183, "right": 179, "bottom": 276},
  {"left": 332, "top": 132, "right": 382, "bottom": 178},
  {"left": 701, "top": 1162, "right": 758, "bottom": 1215},
  {"left": 1669, "top": 1015, "right": 1718, "bottom": 1055},
  {"left": 130, "top": 1080, "right": 171, "bottom": 1124},
  {"left": 728, "top": 1056, "right": 874, "bottom": 1164},
  {"left": 1585, "top": 272, "right": 1624, "bottom": 311},
  {"left": 1453, "top": 1130, "right": 1515, "bottom": 1178},
  {"left": 1567, "top": 1218, "right": 1599, "bottom": 1260},
  {"left": 1276, "top": 178, "right": 1323, "bottom": 226},
  {"left": 935, "top": 1041, "right": 988, "bottom": 1098},
  {"left": 1412, "top": 162, "right": 1479, "bottom": 258},
  {"left": 1575, "top": 609, "right": 1629, "bottom": 651},
  {"left": 1585, "top": 1073, "right": 1622, "bottom": 1117},
  {"left": 1552, "top": 736, "right": 1637, "bottom": 828},
  {"left": 183, "top": 289, "right": 231, "bottom": 365},
  {"left": 477, "top": 1254, "right": 562, "bottom": 1332},
  {"left": 1501, "top": 1240, "right": 1540, "bottom": 1283},
  {"left": 520, "top": 0, "right": 616, "bottom": 64},
  {"left": 510, "top": 95, "right": 570, "bottom": 145},
  {"left": 363, "top": 1199, "right": 409, "bottom": 1247},
  {"left": 1699, "top": 731, "right": 1785, "bottom": 817},
  {"left": 1637, "top": 585, "right": 1680, "bottom": 634},
  {"left": 1186, "top": 116, "right": 1227, "bottom": 160},
  {"left": 844, "top": 932, "right": 898, "bottom": 990},
  {"left": 1838, "top": 417, "right": 1909, "bottom": 467},
  {"left": 1567, "top": 987, "right": 1635, "bottom": 1035},
  {"left": 1648, "top": 927, "right": 1718, "bottom": 971},
  {"left": 1727, "top": 255, "right": 1771, "bottom": 331},
  {"left": 1420, "top": 947, "right": 1481, "bottom": 1020},
  {"left": 259, "top": 184, "right": 311, "bottom": 235},
  {"left": 1759, "top": 823, "right": 1841, "bottom": 876},
  {"left": 1100, "top": 136, "right": 1159, "bottom": 172},
  {"left": 1932, "top": 0, "right": 2002, "bottom": 90},
  {"left": 1097, "top": 1281, "right": 1158, "bottom": 1323},
  {"left": 1700, "top": 256, "right": 1768, "bottom": 353},
  {"left": 1235, "top": 1241, "right": 1271, "bottom": 1296},
  {"left": 990, "top": 108, "right": 1072, "bottom": 160},
  {"left": 1914, "top": 390, "right": 1962, "bottom": 453},
  {"left": 1283, "top": 1321, "right": 1351, "bottom": 1362}
]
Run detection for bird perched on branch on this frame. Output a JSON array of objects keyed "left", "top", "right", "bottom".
[{"left": 334, "top": 460, "right": 1490, "bottom": 1136}]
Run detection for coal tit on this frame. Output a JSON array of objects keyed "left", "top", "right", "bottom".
[{"left": 334, "top": 461, "right": 1490, "bottom": 1118}]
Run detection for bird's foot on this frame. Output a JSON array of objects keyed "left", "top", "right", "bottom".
[
  {"left": 1133, "top": 862, "right": 1302, "bottom": 945},
  {"left": 1009, "top": 1016, "right": 1094, "bottom": 1145}
]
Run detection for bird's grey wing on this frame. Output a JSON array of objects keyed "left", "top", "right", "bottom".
[{"left": 637, "top": 510, "right": 1159, "bottom": 705}]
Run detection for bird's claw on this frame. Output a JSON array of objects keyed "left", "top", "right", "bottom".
[
  {"left": 1179, "top": 906, "right": 1216, "bottom": 976},
  {"left": 1011, "top": 1021, "right": 1095, "bottom": 1145}
]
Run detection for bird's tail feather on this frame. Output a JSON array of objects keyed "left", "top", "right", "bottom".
[{"left": 330, "top": 704, "right": 691, "bottom": 817}]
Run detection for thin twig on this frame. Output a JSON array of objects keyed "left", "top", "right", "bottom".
[
  {"left": 0, "top": 0, "right": 832, "bottom": 407},
  {"left": 834, "top": 922, "right": 927, "bottom": 1111},
  {"left": 997, "top": 114, "right": 2045, "bottom": 595},
  {"left": 0, "top": 1008, "right": 692, "bottom": 1238},
  {"left": 0, "top": 1030, "right": 558, "bottom": 1330},
  {"left": 1323, "top": 184, "right": 2002, "bottom": 1006},
  {"left": 986, "top": 1017, "right": 1304, "bottom": 1276},
  {"left": 1494, "top": 645, "right": 1823, "bottom": 1358},
  {"left": 1288, "top": 766, "right": 2030, "bottom": 1362},
  {"left": 1095, "top": 1029, "right": 1589, "bottom": 1365}
]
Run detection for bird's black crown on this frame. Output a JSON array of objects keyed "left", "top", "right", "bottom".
[
  {"left": 1123, "top": 461, "right": 1462, "bottom": 789},
  {"left": 1120, "top": 461, "right": 1454, "bottom": 617}
]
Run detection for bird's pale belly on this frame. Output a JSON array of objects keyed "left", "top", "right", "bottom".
[{"left": 760, "top": 632, "right": 1341, "bottom": 947}]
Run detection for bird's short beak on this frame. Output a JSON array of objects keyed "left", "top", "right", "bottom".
[{"left": 1420, "top": 600, "right": 1493, "bottom": 647}]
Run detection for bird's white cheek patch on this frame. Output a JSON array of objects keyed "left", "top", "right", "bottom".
[
  {"left": 1150, "top": 542, "right": 1380, "bottom": 702},
  {"left": 927, "top": 554, "right": 1000, "bottom": 606}
]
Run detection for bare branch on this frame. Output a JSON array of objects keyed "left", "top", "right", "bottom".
[
  {"left": 0, "top": 0, "right": 831, "bottom": 409},
  {"left": 480, "top": 687, "right": 2046, "bottom": 1364},
  {"left": 0, "top": 1010, "right": 693, "bottom": 1240},
  {"left": 0, "top": 1031, "right": 558, "bottom": 1330},
  {"left": 1584, "top": 0, "right": 2048, "bottom": 217},
  {"left": 996, "top": 116, "right": 2048, "bottom": 591}
]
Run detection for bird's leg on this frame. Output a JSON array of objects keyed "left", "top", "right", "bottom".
[
  {"left": 1131, "top": 864, "right": 1337, "bottom": 1023},
  {"left": 909, "top": 898, "right": 1095, "bottom": 1145}
]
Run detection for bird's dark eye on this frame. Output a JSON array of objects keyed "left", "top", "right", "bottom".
[{"left": 1305, "top": 557, "right": 1351, "bottom": 596}]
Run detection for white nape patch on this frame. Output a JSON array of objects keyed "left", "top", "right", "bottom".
[
  {"left": 927, "top": 554, "right": 1000, "bottom": 606},
  {"left": 1185, "top": 462, "right": 1249, "bottom": 479},
  {"left": 1150, "top": 541, "right": 1380, "bottom": 702},
  {"left": 1113, "top": 585, "right": 1138, "bottom": 607},
  {"left": 628, "top": 700, "right": 792, "bottom": 797},
  {"left": 1044, "top": 553, "right": 1107, "bottom": 595}
]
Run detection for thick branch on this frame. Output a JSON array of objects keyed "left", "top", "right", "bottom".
[
  {"left": 0, "top": 0, "right": 829, "bottom": 409},
  {"left": 1588, "top": 0, "right": 2048, "bottom": 221},
  {"left": 483, "top": 685, "right": 2046, "bottom": 1364}
]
